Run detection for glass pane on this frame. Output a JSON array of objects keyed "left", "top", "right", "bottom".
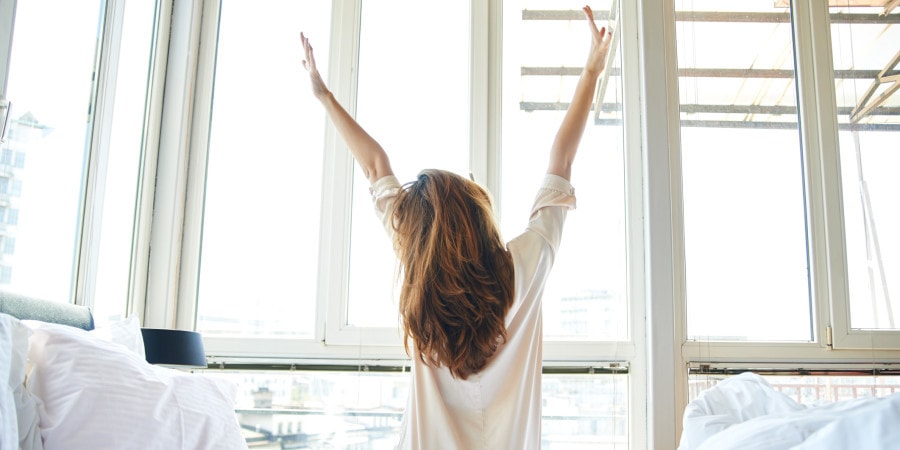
[
  {"left": 688, "top": 373, "right": 900, "bottom": 404},
  {"left": 676, "top": 0, "right": 812, "bottom": 341},
  {"left": 502, "top": 0, "right": 628, "bottom": 341},
  {"left": 346, "top": 1, "right": 470, "bottom": 327},
  {"left": 210, "top": 369, "right": 627, "bottom": 448},
  {"left": 829, "top": 4, "right": 900, "bottom": 330},
  {"left": 197, "top": 1, "right": 332, "bottom": 337},
  {"left": 90, "top": 1, "right": 158, "bottom": 325},
  {"left": 542, "top": 373, "right": 629, "bottom": 449},
  {"left": 0, "top": 1, "right": 103, "bottom": 301}
]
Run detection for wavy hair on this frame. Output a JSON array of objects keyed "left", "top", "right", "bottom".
[{"left": 391, "top": 169, "right": 515, "bottom": 379}]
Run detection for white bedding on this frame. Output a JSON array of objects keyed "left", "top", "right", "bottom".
[
  {"left": 1, "top": 312, "right": 248, "bottom": 450},
  {"left": 679, "top": 372, "right": 900, "bottom": 450}
]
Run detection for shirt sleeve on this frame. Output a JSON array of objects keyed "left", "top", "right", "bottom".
[
  {"left": 370, "top": 175, "right": 402, "bottom": 240},
  {"left": 525, "top": 174, "right": 576, "bottom": 255}
]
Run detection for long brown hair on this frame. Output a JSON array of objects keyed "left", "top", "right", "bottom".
[{"left": 391, "top": 169, "right": 515, "bottom": 379}]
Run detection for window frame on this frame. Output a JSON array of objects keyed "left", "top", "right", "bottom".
[
  {"left": 0, "top": 0, "right": 12, "bottom": 98},
  {"left": 0, "top": 0, "right": 158, "bottom": 314},
  {"left": 806, "top": 1, "right": 900, "bottom": 350},
  {"left": 174, "top": 0, "right": 646, "bottom": 444},
  {"left": 170, "top": 0, "right": 642, "bottom": 372},
  {"left": 669, "top": 1, "right": 900, "bottom": 354},
  {"left": 662, "top": 0, "right": 900, "bottom": 442}
]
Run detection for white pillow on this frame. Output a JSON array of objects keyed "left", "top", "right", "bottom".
[
  {"left": 25, "top": 321, "right": 247, "bottom": 450},
  {"left": 88, "top": 315, "right": 146, "bottom": 359},
  {"left": 0, "top": 313, "right": 42, "bottom": 450},
  {"left": 1, "top": 312, "right": 23, "bottom": 450}
]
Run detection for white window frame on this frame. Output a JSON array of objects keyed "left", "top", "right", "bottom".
[
  {"left": 74, "top": 0, "right": 128, "bottom": 312},
  {"left": 166, "top": 0, "right": 642, "bottom": 372},
  {"left": 802, "top": 0, "right": 900, "bottom": 350},
  {"left": 0, "top": 0, "right": 160, "bottom": 315},
  {"left": 160, "top": 0, "right": 648, "bottom": 445},
  {"left": 662, "top": 0, "right": 900, "bottom": 441},
  {"left": 0, "top": 0, "right": 13, "bottom": 101}
]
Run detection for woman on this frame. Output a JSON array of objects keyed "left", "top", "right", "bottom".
[{"left": 301, "top": 6, "right": 612, "bottom": 449}]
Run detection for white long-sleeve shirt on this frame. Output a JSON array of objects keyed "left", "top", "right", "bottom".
[{"left": 371, "top": 173, "right": 576, "bottom": 450}]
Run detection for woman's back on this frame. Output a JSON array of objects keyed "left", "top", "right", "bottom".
[{"left": 381, "top": 174, "right": 576, "bottom": 450}]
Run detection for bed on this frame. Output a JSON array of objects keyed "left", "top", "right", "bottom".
[
  {"left": 678, "top": 371, "right": 900, "bottom": 450},
  {"left": 0, "top": 291, "right": 248, "bottom": 450}
]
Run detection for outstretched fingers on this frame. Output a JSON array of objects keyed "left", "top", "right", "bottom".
[
  {"left": 583, "top": 6, "right": 609, "bottom": 44},
  {"left": 300, "top": 33, "right": 330, "bottom": 98},
  {"left": 582, "top": 6, "right": 613, "bottom": 73},
  {"left": 301, "top": 32, "right": 316, "bottom": 72},
  {"left": 583, "top": 6, "right": 600, "bottom": 36}
]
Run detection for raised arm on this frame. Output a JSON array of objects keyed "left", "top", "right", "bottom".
[
  {"left": 546, "top": 6, "right": 613, "bottom": 180},
  {"left": 301, "top": 33, "right": 394, "bottom": 183}
]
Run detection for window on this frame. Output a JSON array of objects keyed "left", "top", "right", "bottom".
[
  {"left": 195, "top": 1, "right": 333, "bottom": 338},
  {"left": 189, "top": 0, "right": 637, "bottom": 444},
  {"left": 87, "top": 0, "right": 159, "bottom": 324},
  {"left": 0, "top": 0, "right": 157, "bottom": 322},
  {"left": 675, "top": 0, "right": 812, "bottom": 342},
  {"left": 505, "top": 0, "right": 629, "bottom": 343},
  {"left": 344, "top": 1, "right": 470, "bottom": 330},
  {"left": 1, "top": 236, "right": 14, "bottom": 254},
  {"left": 207, "top": 368, "right": 627, "bottom": 447},
  {"left": 688, "top": 371, "right": 900, "bottom": 404},
  {"left": 829, "top": 3, "right": 900, "bottom": 332},
  {"left": 667, "top": 0, "right": 900, "bottom": 442},
  {"left": 1, "top": 0, "right": 104, "bottom": 301},
  {"left": 195, "top": 0, "right": 634, "bottom": 347}
]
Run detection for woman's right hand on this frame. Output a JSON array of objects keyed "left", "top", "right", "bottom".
[{"left": 582, "top": 6, "right": 612, "bottom": 77}]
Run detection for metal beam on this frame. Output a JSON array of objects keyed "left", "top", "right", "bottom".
[
  {"left": 590, "top": 117, "right": 900, "bottom": 131},
  {"left": 521, "top": 66, "right": 895, "bottom": 80},
  {"left": 852, "top": 82, "right": 900, "bottom": 122},
  {"left": 522, "top": 101, "right": 900, "bottom": 116},
  {"left": 522, "top": 9, "right": 615, "bottom": 20},
  {"left": 522, "top": 9, "right": 900, "bottom": 24},
  {"left": 851, "top": 47, "right": 900, "bottom": 123},
  {"left": 677, "top": 11, "right": 900, "bottom": 24},
  {"left": 776, "top": 0, "right": 895, "bottom": 6},
  {"left": 677, "top": 120, "right": 900, "bottom": 131}
]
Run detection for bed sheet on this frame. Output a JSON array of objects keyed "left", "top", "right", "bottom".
[{"left": 679, "top": 372, "right": 900, "bottom": 450}]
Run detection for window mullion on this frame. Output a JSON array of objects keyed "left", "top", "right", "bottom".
[
  {"left": 638, "top": 0, "right": 684, "bottom": 446},
  {"left": 176, "top": 0, "right": 221, "bottom": 330},
  {"left": 791, "top": 0, "right": 845, "bottom": 350},
  {"left": 320, "top": 0, "right": 362, "bottom": 345},
  {"left": 620, "top": 0, "right": 650, "bottom": 447},
  {"left": 74, "top": 0, "right": 126, "bottom": 310},
  {"left": 468, "top": 0, "right": 501, "bottom": 201},
  {"left": 145, "top": 0, "right": 204, "bottom": 329},
  {"left": 127, "top": 1, "right": 168, "bottom": 325}
]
